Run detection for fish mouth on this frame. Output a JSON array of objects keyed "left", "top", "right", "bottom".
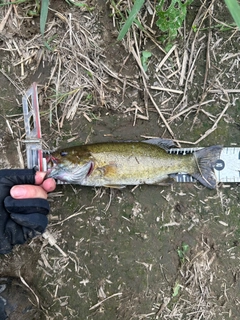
[
  {"left": 47, "top": 154, "right": 58, "bottom": 164},
  {"left": 46, "top": 155, "right": 59, "bottom": 174}
]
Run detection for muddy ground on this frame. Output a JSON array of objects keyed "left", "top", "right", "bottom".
[{"left": 0, "top": 0, "right": 240, "bottom": 319}]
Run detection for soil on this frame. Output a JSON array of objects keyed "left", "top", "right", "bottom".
[{"left": 0, "top": 0, "right": 240, "bottom": 319}]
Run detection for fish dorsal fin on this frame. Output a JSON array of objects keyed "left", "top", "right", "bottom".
[{"left": 142, "top": 138, "right": 176, "bottom": 150}]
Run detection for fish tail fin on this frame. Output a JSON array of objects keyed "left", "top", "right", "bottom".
[{"left": 192, "top": 145, "right": 222, "bottom": 189}]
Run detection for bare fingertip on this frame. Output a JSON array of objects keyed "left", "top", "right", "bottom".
[
  {"left": 10, "top": 186, "right": 27, "bottom": 198},
  {"left": 42, "top": 178, "right": 56, "bottom": 192}
]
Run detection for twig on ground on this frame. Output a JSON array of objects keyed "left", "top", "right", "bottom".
[
  {"left": 89, "top": 292, "right": 122, "bottom": 311},
  {"left": 0, "top": 3, "right": 12, "bottom": 32}
]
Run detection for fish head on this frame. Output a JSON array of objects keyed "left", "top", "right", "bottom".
[{"left": 47, "top": 147, "right": 94, "bottom": 183}]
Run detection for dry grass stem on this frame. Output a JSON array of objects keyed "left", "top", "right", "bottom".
[
  {"left": 42, "top": 231, "right": 67, "bottom": 257},
  {"left": 156, "top": 44, "right": 177, "bottom": 72},
  {"left": 19, "top": 274, "right": 40, "bottom": 308},
  {"left": 209, "top": 89, "right": 240, "bottom": 94},
  {"left": 168, "top": 100, "right": 215, "bottom": 123},
  {"left": 89, "top": 292, "right": 122, "bottom": 311},
  {"left": 0, "top": 4, "right": 12, "bottom": 32},
  {"left": 50, "top": 207, "right": 85, "bottom": 226},
  {"left": 150, "top": 86, "right": 183, "bottom": 95},
  {"left": 173, "top": 100, "right": 229, "bottom": 145}
]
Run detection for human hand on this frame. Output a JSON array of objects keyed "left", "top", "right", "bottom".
[
  {"left": 10, "top": 171, "right": 56, "bottom": 199},
  {"left": 0, "top": 169, "right": 56, "bottom": 254}
]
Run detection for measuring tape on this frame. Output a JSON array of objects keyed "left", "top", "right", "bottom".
[{"left": 168, "top": 147, "right": 240, "bottom": 184}]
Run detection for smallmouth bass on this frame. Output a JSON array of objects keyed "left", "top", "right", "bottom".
[{"left": 47, "top": 139, "right": 222, "bottom": 189}]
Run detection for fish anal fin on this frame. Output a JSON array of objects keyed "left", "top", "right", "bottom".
[{"left": 191, "top": 173, "right": 216, "bottom": 189}]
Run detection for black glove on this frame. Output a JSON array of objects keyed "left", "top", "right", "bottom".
[{"left": 0, "top": 169, "right": 50, "bottom": 254}]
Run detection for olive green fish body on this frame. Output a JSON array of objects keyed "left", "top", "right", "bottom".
[
  {"left": 48, "top": 140, "right": 222, "bottom": 189},
  {"left": 76, "top": 143, "right": 196, "bottom": 186}
]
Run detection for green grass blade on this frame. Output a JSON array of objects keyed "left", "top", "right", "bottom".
[
  {"left": 117, "top": 0, "right": 145, "bottom": 41},
  {"left": 40, "top": 0, "right": 49, "bottom": 36},
  {"left": 225, "top": 0, "right": 240, "bottom": 29}
]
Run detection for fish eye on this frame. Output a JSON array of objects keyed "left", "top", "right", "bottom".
[{"left": 60, "top": 151, "right": 68, "bottom": 156}]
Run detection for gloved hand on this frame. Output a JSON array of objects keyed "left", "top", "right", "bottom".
[{"left": 0, "top": 169, "right": 55, "bottom": 254}]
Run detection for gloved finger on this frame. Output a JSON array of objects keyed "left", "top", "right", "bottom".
[
  {"left": 5, "top": 219, "right": 25, "bottom": 244},
  {"left": 0, "top": 169, "right": 36, "bottom": 185},
  {"left": 10, "top": 213, "right": 48, "bottom": 233},
  {"left": 10, "top": 185, "right": 48, "bottom": 199},
  {"left": 0, "top": 238, "right": 14, "bottom": 255},
  {"left": 0, "top": 297, "right": 6, "bottom": 319},
  {"left": 4, "top": 197, "right": 49, "bottom": 215},
  {"left": 0, "top": 169, "right": 36, "bottom": 202}
]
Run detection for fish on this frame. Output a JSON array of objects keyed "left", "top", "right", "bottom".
[{"left": 47, "top": 138, "right": 223, "bottom": 189}]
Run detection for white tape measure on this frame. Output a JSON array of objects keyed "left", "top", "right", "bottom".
[{"left": 168, "top": 147, "right": 240, "bottom": 184}]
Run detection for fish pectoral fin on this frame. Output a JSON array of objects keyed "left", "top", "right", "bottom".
[
  {"left": 104, "top": 185, "right": 126, "bottom": 189},
  {"left": 142, "top": 138, "right": 176, "bottom": 150},
  {"left": 97, "top": 163, "right": 117, "bottom": 177}
]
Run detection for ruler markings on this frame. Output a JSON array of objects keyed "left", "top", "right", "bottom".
[{"left": 168, "top": 147, "right": 239, "bottom": 184}]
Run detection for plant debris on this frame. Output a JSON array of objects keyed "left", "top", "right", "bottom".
[{"left": 0, "top": 0, "right": 240, "bottom": 319}]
